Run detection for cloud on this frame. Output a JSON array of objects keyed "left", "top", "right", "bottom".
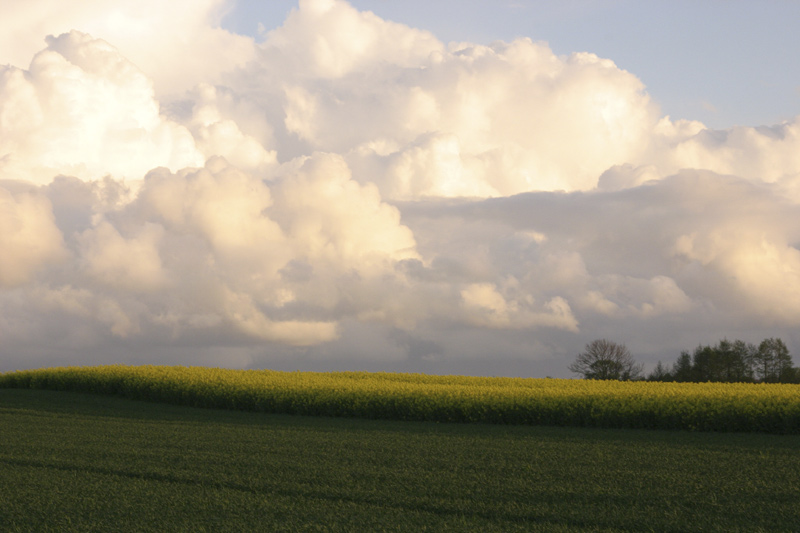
[
  {"left": 78, "top": 221, "right": 167, "bottom": 293},
  {"left": 183, "top": 83, "right": 278, "bottom": 173},
  {"left": 668, "top": 118, "right": 800, "bottom": 183},
  {"left": 0, "top": 31, "right": 204, "bottom": 184},
  {"left": 0, "top": 152, "right": 421, "bottom": 355},
  {"left": 261, "top": 0, "right": 444, "bottom": 80},
  {"left": 270, "top": 36, "right": 660, "bottom": 195},
  {"left": 130, "top": 154, "right": 419, "bottom": 342},
  {"left": 461, "top": 282, "right": 578, "bottom": 331},
  {"left": 239, "top": 2, "right": 800, "bottom": 198},
  {"left": 0, "top": 183, "right": 65, "bottom": 287},
  {"left": 434, "top": 170, "right": 800, "bottom": 327},
  {"left": 211, "top": 0, "right": 670, "bottom": 196},
  {"left": 269, "top": 153, "right": 419, "bottom": 270},
  {"left": 1, "top": 0, "right": 800, "bottom": 376},
  {"left": 0, "top": 0, "right": 255, "bottom": 97}
]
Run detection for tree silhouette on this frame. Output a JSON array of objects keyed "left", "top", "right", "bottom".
[
  {"left": 569, "top": 339, "right": 643, "bottom": 380},
  {"left": 651, "top": 337, "right": 797, "bottom": 383},
  {"left": 754, "top": 338, "right": 792, "bottom": 383}
]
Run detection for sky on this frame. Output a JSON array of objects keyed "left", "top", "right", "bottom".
[{"left": 1, "top": 0, "right": 799, "bottom": 378}]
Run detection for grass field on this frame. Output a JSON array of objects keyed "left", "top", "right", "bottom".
[{"left": 2, "top": 388, "right": 799, "bottom": 532}]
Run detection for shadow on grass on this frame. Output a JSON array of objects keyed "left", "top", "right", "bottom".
[{"left": 2, "top": 388, "right": 799, "bottom": 452}]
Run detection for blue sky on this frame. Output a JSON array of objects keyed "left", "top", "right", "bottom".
[{"left": 223, "top": 0, "right": 800, "bottom": 130}]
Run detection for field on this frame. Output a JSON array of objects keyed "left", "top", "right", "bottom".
[
  {"left": 1, "top": 365, "right": 799, "bottom": 433},
  {"left": 2, "top": 388, "right": 799, "bottom": 532}
]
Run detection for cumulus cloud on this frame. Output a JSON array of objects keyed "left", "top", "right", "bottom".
[
  {"left": 234, "top": 0, "right": 800, "bottom": 199},
  {"left": 0, "top": 184, "right": 65, "bottom": 286},
  {"left": 0, "top": 152, "right": 422, "bottom": 355},
  {"left": 460, "top": 282, "right": 578, "bottom": 331},
  {"left": 0, "top": 0, "right": 255, "bottom": 97},
  {"left": 1, "top": 0, "right": 800, "bottom": 376},
  {"left": 260, "top": 30, "right": 661, "bottom": 195},
  {"left": 435, "top": 171, "right": 800, "bottom": 327},
  {"left": 0, "top": 31, "right": 203, "bottom": 184},
  {"left": 183, "top": 83, "right": 278, "bottom": 173},
  {"left": 667, "top": 119, "right": 800, "bottom": 183},
  {"left": 262, "top": 0, "right": 444, "bottom": 80}
]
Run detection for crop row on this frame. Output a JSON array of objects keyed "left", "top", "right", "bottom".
[{"left": 1, "top": 365, "right": 799, "bottom": 433}]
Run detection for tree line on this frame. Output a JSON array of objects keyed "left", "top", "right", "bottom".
[{"left": 570, "top": 338, "right": 800, "bottom": 383}]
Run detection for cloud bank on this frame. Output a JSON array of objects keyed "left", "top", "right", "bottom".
[{"left": 2, "top": 0, "right": 799, "bottom": 376}]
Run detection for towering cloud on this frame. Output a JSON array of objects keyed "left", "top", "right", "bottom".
[
  {"left": 0, "top": 31, "right": 203, "bottom": 184},
  {"left": 1, "top": 0, "right": 799, "bottom": 376},
  {"left": 0, "top": 0, "right": 255, "bottom": 97},
  {"left": 246, "top": 1, "right": 661, "bottom": 195}
]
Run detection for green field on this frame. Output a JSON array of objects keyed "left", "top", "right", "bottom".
[{"left": 2, "top": 388, "right": 799, "bottom": 532}]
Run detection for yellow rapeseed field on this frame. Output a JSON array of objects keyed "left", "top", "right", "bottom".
[{"left": 1, "top": 365, "right": 798, "bottom": 433}]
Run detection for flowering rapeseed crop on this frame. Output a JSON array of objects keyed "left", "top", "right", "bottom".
[{"left": 1, "top": 365, "right": 797, "bottom": 433}]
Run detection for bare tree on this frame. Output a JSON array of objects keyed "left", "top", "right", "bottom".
[{"left": 569, "top": 339, "right": 643, "bottom": 380}]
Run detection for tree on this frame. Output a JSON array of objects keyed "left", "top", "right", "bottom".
[
  {"left": 729, "top": 339, "right": 756, "bottom": 382},
  {"left": 753, "top": 338, "right": 793, "bottom": 383},
  {"left": 569, "top": 339, "right": 643, "bottom": 380},
  {"left": 783, "top": 366, "right": 800, "bottom": 384},
  {"left": 688, "top": 339, "right": 754, "bottom": 382},
  {"left": 666, "top": 337, "right": 790, "bottom": 384},
  {"left": 691, "top": 344, "right": 718, "bottom": 382},
  {"left": 671, "top": 350, "right": 694, "bottom": 382},
  {"left": 647, "top": 361, "right": 672, "bottom": 381}
]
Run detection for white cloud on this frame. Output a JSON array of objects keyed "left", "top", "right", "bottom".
[
  {"left": 0, "top": 0, "right": 255, "bottom": 97},
  {"left": 271, "top": 35, "right": 660, "bottom": 195},
  {"left": 671, "top": 215, "right": 800, "bottom": 323},
  {"left": 460, "top": 282, "right": 578, "bottom": 331},
  {"left": 0, "top": 154, "right": 422, "bottom": 352},
  {"left": 593, "top": 275, "right": 694, "bottom": 318},
  {"left": 2, "top": 0, "right": 800, "bottom": 376},
  {"left": 219, "top": 287, "right": 338, "bottom": 345},
  {"left": 270, "top": 153, "right": 419, "bottom": 270},
  {"left": 0, "top": 31, "right": 203, "bottom": 185},
  {"left": 668, "top": 118, "right": 800, "bottom": 183},
  {"left": 78, "top": 221, "right": 166, "bottom": 293},
  {"left": 261, "top": 0, "right": 444, "bottom": 80},
  {"left": 0, "top": 184, "right": 65, "bottom": 287},
  {"left": 137, "top": 159, "right": 287, "bottom": 271},
  {"left": 186, "top": 83, "right": 278, "bottom": 173}
]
